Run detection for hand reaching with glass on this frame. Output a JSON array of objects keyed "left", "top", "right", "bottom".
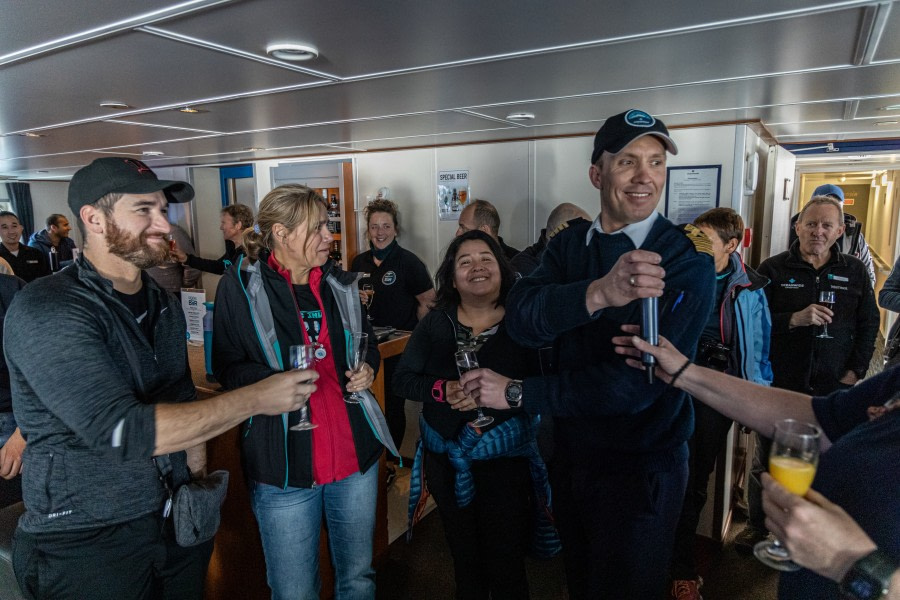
[
  {"left": 754, "top": 419, "right": 821, "bottom": 571},
  {"left": 289, "top": 344, "right": 320, "bottom": 431},
  {"left": 761, "top": 473, "right": 878, "bottom": 583},
  {"left": 459, "top": 367, "right": 513, "bottom": 411}
]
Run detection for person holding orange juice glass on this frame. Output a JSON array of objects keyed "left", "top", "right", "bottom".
[{"left": 612, "top": 328, "right": 899, "bottom": 600}]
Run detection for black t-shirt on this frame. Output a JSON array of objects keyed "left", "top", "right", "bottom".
[
  {"left": 0, "top": 244, "right": 50, "bottom": 283},
  {"left": 292, "top": 284, "right": 324, "bottom": 343},
  {"left": 114, "top": 286, "right": 153, "bottom": 341},
  {"left": 351, "top": 246, "right": 433, "bottom": 331}
]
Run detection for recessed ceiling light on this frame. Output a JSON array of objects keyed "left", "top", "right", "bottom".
[
  {"left": 21, "top": 132, "right": 45, "bottom": 138},
  {"left": 142, "top": 150, "right": 165, "bottom": 157},
  {"left": 879, "top": 104, "right": 900, "bottom": 111},
  {"left": 506, "top": 112, "right": 536, "bottom": 121},
  {"left": 875, "top": 120, "right": 898, "bottom": 126},
  {"left": 37, "top": 170, "right": 48, "bottom": 174},
  {"left": 178, "top": 106, "right": 205, "bottom": 114},
  {"left": 266, "top": 43, "right": 319, "bottom": 61},
  {"left": 100, "top": 101, "right": 133, "bottom": 110},
  {"left": 244, "top": 147, "right": 266, "bottom": 151}
]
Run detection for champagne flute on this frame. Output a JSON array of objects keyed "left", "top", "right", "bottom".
[
  {"left": 362, "top": 284, "right": 375, "bottom": 322},
  {"left": 289, "top": 344, "right": 318, "bottom": 431},
  {"left": 455, "top": 349, "right": 494, "bottom": 428},
  {"left": 816, "top": 291, "right": 835, "bottom": 338},
  {"left": 345, "top": 332, "right": 368, "bottom": 404},
  {"left": 753, "top": 419, "right": 821, "bottom": 571}
]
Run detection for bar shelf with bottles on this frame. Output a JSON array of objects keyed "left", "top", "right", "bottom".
[{"left": 321, "top": 187, "right": 343, "bottom": 265}]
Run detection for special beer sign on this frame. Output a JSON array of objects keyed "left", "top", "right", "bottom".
[{"left": 437, "top": 170, "right": 470, "bottom": 222}]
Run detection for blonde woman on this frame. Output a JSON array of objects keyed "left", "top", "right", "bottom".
[{"left": 212, "top": 185, "right": 384, "bottom": 600}]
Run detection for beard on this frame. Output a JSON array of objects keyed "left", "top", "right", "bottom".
[{"left": 105, "top": 216, "right": 169, "bottom": 269}]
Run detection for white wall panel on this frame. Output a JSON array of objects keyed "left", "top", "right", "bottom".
[{"left": 356, "top": 149, "right": 436, "bottom": 271}]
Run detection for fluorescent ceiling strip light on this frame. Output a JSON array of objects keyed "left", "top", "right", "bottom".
[
  {"left": 0, "top": 0, "right": 234, "bottom": 68},
  {"left": 455, "top": 109, "right": 530, "bottom": 127},
  {"left": 103, "top": 119, "right": 224, "bottom": 135},
  {"left": 137, "top": 26, "right": 341, "bottom": 81},
  {"left": 778, "top": 128, "right": 900, "bottom": 138}
]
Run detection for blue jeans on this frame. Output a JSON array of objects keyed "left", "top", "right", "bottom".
[{"left": 250, "top": 468, "right": 377, "bottom": 600}]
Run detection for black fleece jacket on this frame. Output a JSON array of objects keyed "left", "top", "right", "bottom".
[
  {"left": 212, "top": 256, "right": 382, "bottom": 488},
  {"left": 757, "top": 242, "right": 879, "bottom": 395}
]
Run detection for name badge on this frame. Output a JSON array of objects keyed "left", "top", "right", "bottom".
[{"left": 829, "top": 274, "right": 849, "bottom": 282}]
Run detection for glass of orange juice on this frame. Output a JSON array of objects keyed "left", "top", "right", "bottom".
[{"left": 753, "top": 419, "right": 820, "bottom": 571}]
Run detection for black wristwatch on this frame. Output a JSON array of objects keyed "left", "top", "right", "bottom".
[
  {"left": 505, "top": 380, "right": 524, "bottom": 408},
  {"left": 840, "top": 549, "right": 897, "bottom": 599}
]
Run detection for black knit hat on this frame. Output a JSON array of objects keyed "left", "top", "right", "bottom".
[
  {"left": 67, "top": 157, "right": 194, "bottom": 214},
  {"left": 591, "top": 109, "right": 678, "bottom": 164}
]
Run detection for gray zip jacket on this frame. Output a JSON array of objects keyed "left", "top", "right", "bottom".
[{"left": 4, "top": 257, "right": 193, "bottom": 533}]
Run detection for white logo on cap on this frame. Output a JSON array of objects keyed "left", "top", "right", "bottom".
[{"left": 624, "top": 110, "right": 655, "bottom": 128}]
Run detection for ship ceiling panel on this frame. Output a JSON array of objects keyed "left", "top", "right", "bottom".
[
  {"left": 769, "top": 120, "right": 900, "bottom": 139},
  {"left": 1, "top": 0, "right": 899, "bottom": 178},
  {"left": 857, "top": 94, "right": 900, "bottom": 115},
  {"left": 162, "top": 0, "right": 862, "bottom": 78},
  {"left": 117, "top": 12, "right": 880, "bottom": 138},
  {"left": 0, "top": 0, "right": 192, "bottom": 56},
  {"left": 0, "top": 31, "right": 321, "bottom": 134},
  {"left": 872, "top": 6, "right": 900, "bottom": 62},
  {"left": 108, "top": 111, "right": 513, "bottom": 159}
]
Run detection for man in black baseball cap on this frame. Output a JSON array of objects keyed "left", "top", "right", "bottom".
[
  {"left": 68, "top": 156, "right": 194, "bottom": 216},
  {"left": 499, "top": 110, "right": 715, "bottom": 598},
  {"left": 5, "top": 157, "right": 317, "bottom": 598}
]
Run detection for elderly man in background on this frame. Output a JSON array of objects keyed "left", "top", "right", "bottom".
[
  {"left": 456, "top": 198, "right": 520, "bottom": 260},
  {"left": 737, "top": 195, "right": 880, "bottom": 554},
  {"left": 788, "top": 184, "right": 875, "bottom": 287}
]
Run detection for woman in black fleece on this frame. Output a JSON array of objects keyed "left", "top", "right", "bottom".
[{"left": 394, "top": 230, "right": 548, "bottom": 600}]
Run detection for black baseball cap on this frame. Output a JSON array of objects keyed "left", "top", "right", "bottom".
[
  {"left": 590, "top": 109, "right": 678, "bottom": 164},
  {"left": 67, "top": 157, "right": 194, "bottom": 214}
]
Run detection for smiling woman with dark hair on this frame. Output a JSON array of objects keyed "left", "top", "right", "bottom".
[{"left": 394, "top": 230, "right": 558, "bottom": 600}]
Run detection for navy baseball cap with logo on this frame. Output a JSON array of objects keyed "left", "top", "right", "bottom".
[
  {"left": 590, "top": 109, "right": 678, "bottom": 164},
  {"left": 67, "top": 157, "right": 194, "bottom": 215}
]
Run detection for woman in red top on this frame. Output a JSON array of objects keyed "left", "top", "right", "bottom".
[{"left": 212, "top": 184, "right": 383, "bottom": 599}]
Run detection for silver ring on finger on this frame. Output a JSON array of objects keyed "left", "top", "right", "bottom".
[{"left": 629, "top": 275, "right": 637, "bottom": 287}]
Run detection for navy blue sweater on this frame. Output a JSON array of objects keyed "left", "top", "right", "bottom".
[{"left": 506, "top": 216, "right": 715, "bottom": 468}]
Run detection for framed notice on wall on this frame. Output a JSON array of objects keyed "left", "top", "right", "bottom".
[
  {"left": 664, "top": 165, "right": 721, "bottom": 225},
  {"left": 437, "top": 170, "right": 470, "bottom": 221}
]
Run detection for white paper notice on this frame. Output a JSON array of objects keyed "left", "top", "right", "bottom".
[{"left": 665, "top": 166, "right": 721, "bottom": 225}]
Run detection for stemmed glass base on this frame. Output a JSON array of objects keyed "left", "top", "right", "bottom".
[
  {"left": 753, "top": 539, "right": 802, "bottom": 572},
  {"left": 468, "top": 410, "right": 494, "bottom": 429},
  {"left": 290, "top": 407, "right": 317, "bottom": 431},
  {"left": 344, "top": 391, "right": 362, "bottom": 405}
]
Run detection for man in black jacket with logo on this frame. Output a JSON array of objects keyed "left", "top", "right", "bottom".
[{"left": 737, "top": 194, "right": 879, "bottom": 553}]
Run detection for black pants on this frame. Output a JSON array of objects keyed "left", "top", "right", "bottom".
[
  {"left": 383, "top": 356, "right": 407, "bottom": 454},
  {"left": 748, "top": 432, "right": 772, "bottom": 532},
  {"left": 551, "top": 452, "right": 688, "bottom": 600},
  {"left": 13, "top": 514, "right": 214, "bottom": 600},
  {"left": 670, "top": 400, "right": 734, "bottom": 579},
  {"left": 425, "top": 450, "right": 532, "bottom": 600}
]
